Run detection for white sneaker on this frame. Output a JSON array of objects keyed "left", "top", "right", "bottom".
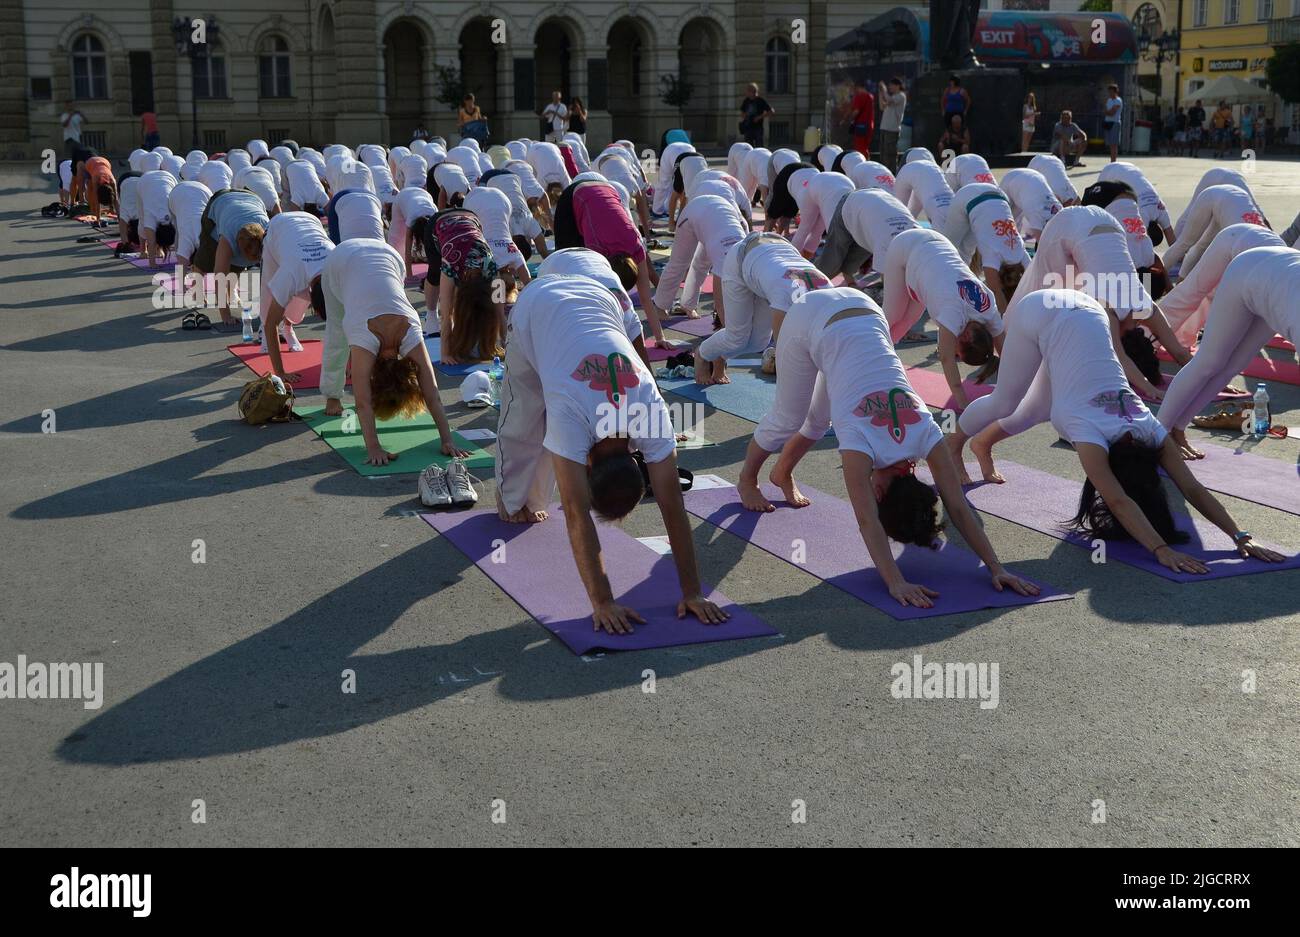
[
  {"left": 417, "top": 464, "right": 451, "bottom": 507},
  {"left": 445, "top": 459, "right": 480, "bottom": 506},
  {"left": 280, "top": 323, "right": 304, "bottom": 353}
]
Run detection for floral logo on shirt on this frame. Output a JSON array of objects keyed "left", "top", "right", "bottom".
[
  {"left": 1090, "top": 389, "right": 1137, "bottom": 422},
  {"left": 876, "top": 174, "right": 895, "bottom": 188},
  {"left": 991, "top": 218, "right": 1020, "bottom": 246},
  {"left": 1242, "top": 211, "right": 1264, "bottom": 226},
  {"left": 572, "top": 352, "right": 640, "bottom": 408},
  {"left": 853, "top": 388, "right": 923, "bottom": 443},
  {"left": 1121, "top": 216, "right": 1146, "bottom": 237},
  {"left": 974, "top": 172, "right": 996, "bottom": 184},
  {"left": 957, "top": 278, "right": 992, "bottom": 314}
]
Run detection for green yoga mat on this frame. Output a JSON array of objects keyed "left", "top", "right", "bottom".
[{"left": 295, "top": 405, "right": 494, "bottom": 477}]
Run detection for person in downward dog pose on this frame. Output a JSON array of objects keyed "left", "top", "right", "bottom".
[
  {"left": 846, "top": 159, "right": 896, "bottom": 193},
  {"left": 892, "top": 158, "right": 953, "bottom": 227},
  {"left": 493, "top": 276, "right": 730, "bottom": 634},
  {"left": 738, "top": 146, "right": 773, "bottom": 205},
  {"left": 736, "top": 286, "right": 1040, "bottom": 609},
  {"left": 1158, "top": 223, "right": 1285, "bottom": 348},
  {"left": 1162, "top": 184, "right": 1269, "bottom": 277},
  {"left": 1096, "top": 160, "right": 1176, "bottom": 245},
  {"left": 260, "top": 210, "right": 334, "bottom": 381},
  {"left": 420, "top": 207, "right": 506, "bottom": 364},
  {"left": 789, "top": 170, "right": 855, "bottom": 258},
  {"left": 764, "top": 161, "right": 816, "bottom": 236},
  {"left": 943, "top": 153, "right": 995, "bottom": 191},
  {"left": 881, "top": 228, "right": 1002, "bottom": 410},
  {"left": 464, "top": 185, "right": 530, "bottom": 289},
  {"left": 998, "top": 168, "right": 1062, "bottom": 241},
  {"left": 815, "top": 187, "right": 918, "bottom": 284},
  {"left": 167, "top": 179, "right": 213, "bottom": 267},
  {"left": 537, "top": 248, "right": 653, "bottom": 372},
  {"left": 1179, "top": 167, "right": 1262, "bottom": 239},
  {"left": 651, "top": 192, "right": 747, "bottom": 322},
  {"left": 480, "top": 168, "right": 549, "bottom": 260},
  {"left": 1158, "top": 247, "right": 1300, "bottom": 460},
  {"left": 388, "top": 184, "right": 437, "bottom": 273},
  {"left": 137, "top": 168, "right": 178, "bottom": 266},
  {"left": 694, "top": 231, "right": 831, "bottom": 386},
  {"left": 1028, "top": 153, "right": 1079, "bottom": 206},
  {"left": 941, "top": 181, "right": 1030, "bottom": 312},
  {"left": 316, "top": 238, "right": 468, "bottom": 467},
  {"left": 947, "top": 288, "right": 1284, "bottom": 573},
  {"left": 326, "top": 188, "right": 385, "bottom": 244}
]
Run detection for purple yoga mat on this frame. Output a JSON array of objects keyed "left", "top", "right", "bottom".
[
  {"left": 422, "top": 507, "right": 778, "bottom": 654},
  {"left": 683, "top": 483, "right": 1071, "bottom": 620},
  {"left": 665, "top": 316, "right": 717, "bottom": 338},
  {"left": 1167, "top": 442, "right": 1300, "bottom": 517},
  {"left": 943, "top": 460, "right": 1300, "bottom": 582}
]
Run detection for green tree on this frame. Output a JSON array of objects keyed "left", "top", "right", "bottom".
[
  {"left": 433, "top": 64, "right": 466, "bottom": 110},
  {"left": 1265, "top": 43, "right": 1300, "bottom": 104}
]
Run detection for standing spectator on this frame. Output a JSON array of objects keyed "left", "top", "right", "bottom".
[
  {"left": 1050, "top": 110, "right": 1087, "bottom": 167},
  {"left": 1211, "top": 101, "right": 1232, "bottom": 159},
  {"left": 1172, "top": 107, "right": 1187, "bottom": 156},
  {"left": 937, "top": 113, "right": 971, "bottom": 157},
  {"left": 1257, "top": 108, "right": 1270, "bottom": 154},
  {"left": 140, "top": 110, "right": 160, "bottom": 149},
  {"left": 1240, "top": 106, "right": 1255, "bottom": 154},
  {"left": 845, "top": 78, "right": 876, "bottom": 156},
  {"left": 458, "top": 93, "right": 489, "bottom": 146},
  {"left": 1187, "top": 99, "right": 1206, "bottom": 158},
  {"left": 738, "top": 83, "right": 773, "bottom": 147},
  {"left": 877, "top": 77, "right": 906, "bottom": 169},
  {"left": 1103, "top": 83, "right": 1122, "bottom": 161},
  {"left": 542, "top": 91, "right": 567, "bottom": 143},
  {"left": 567, "top": 97, "right": 588, "bottom": 144},
  {"left": 941, "top": 76, "right": 970, "bottom": 125},
  {"left": 60, "top": 101, "right": 86, "bottom": 160},
  {"left": 1021, "top": 92, "right": 1040, "bottom": 152}
]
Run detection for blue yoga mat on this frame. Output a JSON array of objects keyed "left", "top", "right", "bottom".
[
  {"left": 425, "top": 336, "right": 491, "bottom": 375},
  {"left": 659, "top": 370, "right": 833, "bottom": 436}
]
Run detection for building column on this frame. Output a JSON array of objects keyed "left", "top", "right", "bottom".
[
  {"left": 0, "top": 0, "right": 31, "bottom": 157},
  {"left": 333, "top": 0, "right": 384, "bottom": 144},
  {"left": 149, "top": 0, "right": 181, "bottom": 149}
]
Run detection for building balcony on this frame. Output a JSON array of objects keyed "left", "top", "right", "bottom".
[{"left": 1268, "top": 15, "right": 1300, "bottom": 44}]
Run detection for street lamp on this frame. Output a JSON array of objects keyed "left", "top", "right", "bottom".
[
  {"left": 1138, "top": 28, "right": 1181, "bottom": 112},
  {"left": 172, "top": 16, "right": 220, "bottom": 149}
]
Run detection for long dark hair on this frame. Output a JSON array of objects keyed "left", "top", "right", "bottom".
[
  {"left": 1121, "top": 327, "right": 1163, "bottom": 387},
  {"left": 1069, "top": 435, "right": 1188, "bottom": 544},
  {"left": 445, "top": 272, "right": 501, "bottom": 363},
  {"left": 878, "top": 474, "right": 942, "bottom": 548}
]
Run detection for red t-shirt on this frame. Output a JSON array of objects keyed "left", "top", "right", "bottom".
[
  {"left": 141, "top": 112, "right": 159, "bottom": 134},
  {"left": 573, "top": 184, "right": 645, "bottom": 263},
  {"left": 851, "top": 91, "right": 875, "bottom": 132}
]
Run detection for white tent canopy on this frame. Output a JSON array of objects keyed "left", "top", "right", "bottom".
[{"left": 1193, "top": 74, "right": 1273, "bottom": 105}]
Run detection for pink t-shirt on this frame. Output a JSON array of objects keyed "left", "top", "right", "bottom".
[{"left": 573, "top": 184, "right": 645, "bottom": 264}]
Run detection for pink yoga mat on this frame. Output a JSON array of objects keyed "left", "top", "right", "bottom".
[
  {"left": 404, "top": 263, "right": 429, "bottom": 288},
  {"left": 1159, "top": 346, "right": 1300, "bottom": 387},
  {"left": 936, "top": 460, "right": 1300, "bottom": 582},
  {"left": 422, "top": 507, "right": 778, "bottom": 654},
  {"left": 905, "top": 366, "right": 995, "bottom": 411},
  {"left": 683, "top": 481, "right": 1071, "bottom": 619}
]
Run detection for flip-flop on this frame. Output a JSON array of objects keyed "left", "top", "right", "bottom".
[
  {"left": 181, "top": 312, "right": 198, "bottom": 331},
  {"left": 898, "top": 332, "right": 933, "bottom": 345},
  {"left": 194, "top": 312, "right": 211, "bottom": 330},
  {"left": 1268, "top": 425, "right": 1288, "bottom": 439}
]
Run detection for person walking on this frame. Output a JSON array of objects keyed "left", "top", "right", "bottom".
[
  {"left": 1021, "top": 92, "right": 1040, "bottom": 152},
  {"left": 878, "top": 77, "right": 906, "bottom": 170},
  {"left": 739, "top": 83, "right": 774, "bottom": 147}
]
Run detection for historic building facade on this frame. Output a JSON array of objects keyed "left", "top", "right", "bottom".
[{"left": 2, "top": 0, "right": 912, "bottom": 159}]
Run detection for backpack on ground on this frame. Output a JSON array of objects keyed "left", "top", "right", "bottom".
[{"left": 238, "top": 374, "right": 296, "bottom": 425}]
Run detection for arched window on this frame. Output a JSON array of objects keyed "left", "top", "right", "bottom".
[
  {"left": 765, "top": 37, "right": 792, "bottom": 95},
  {"left": 192, "top": 40, "right": 227, "bottom": 99},
  {"left": 70, "top": 33, "right": 108, "bottom": 99},
  {"left": 259, "top": 35, "right": 292, "bottom": 98}
]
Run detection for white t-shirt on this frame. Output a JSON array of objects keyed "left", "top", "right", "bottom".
[
  {"left": 485, "top": 171, "right": 541, "bottom": 240},
  {"left": 389, "top": 188, "right": 436, "bottom": 253},
  {"left": 1106, "top": 196, "right": 1154, "bottom": 269},
  {"left": 227, "top": 150, "right": 252, "bottom": 173},
  {"left": 264, "top": 212, "right": 333, "bottom": 315},
  {"left": 1039, "top": 297, "right": 1166, "bottom": 450},
  {"left": 333, "top": 189, "right": 385, "bottom": 242},
  {"left": 945, "top": 182, "right": 1031, "bottom": 270},
  {"left": 167, "top": 181, "right": 212, "bottom": 258},
  {"left": 1105, "top": 95, "right": 1123, "bottom": 125},
  {"left": 733, "top": 236, "right": 832, "bottom": 312},
  {"left": 286, "top": 160, "right": 328, "bottom": 208},
  {"left": 945, "top": 153, "right": 995, "bottom": 191},
  {"left": 848, "top": 160, "right": 896, "bottom": 192},
  {"left": 504, "top": 160, "right": 546, "bottom": 200},
  {"left": 904, "top": 147, "right": 935, "bottom": 165},
  {"left": 543, "top": 101, "right": 568, "bottom": 134},
  {"left": 248, "top": 139, "right": 270, "bottom": 161},
  {"left": 58, "top": 159, "right": 73, "bottom": 192},
  {"left": 61, "top": 112, "right": 83, "bottom": 142},
  {"left": 197, "top": 160, "right": 232, "bottom": 193},
  {"left": 117, "top": 176, "right": 141, "bottom": 223},
  {"left": 446, "top": 147, "right": 483, "bottom": 186},
  {"left": 676, "top": 194, "right": 747, "bottom": 269},
  {"left": 1229, "top": 246, "right": 1300, "bottom": 343},
  {"left": 322, "top": 240, "right": 424, "bottom": 357},
  {"left": 398, "top": 154, "right": 428, "bottom": 191},
  {"left": 803, "top": 172, "right": 855, "bottom": 222},
  {"left": 1028, "top": 154, "right": 1077, "bottom": 204},
  {"left": 138, "top": 170, "right": 177, "bottom": 230},
  {"left": 839, "top": 189, "right": 918, "bottom": 264},
  {"left": 596, "top": 153, "right": 643, "bottom": 200},
  {"left": 432, "top": 162, "right": 470, "bottom": 199},
  {"left": 1097, "top": 161, "right": 1171, "bottom": 229},
  {"left": 893, "top": 160, "right": 953, "bottom": 227},
  {"left": 511, "top": 277, "right": 673, "bottom": 464},
  {"left": 527, "top": 141, "right": 571, "bottom": 187},
  {"left": 689, "top": 171, "right": 751, "bottom": 222},
  {"left": 161, "top": 154, "right": 187, "bottom": 181},
  {"left": 463, "top": 186, "right": 521, "bottom": 270},
  {"left": 369, "top": 164, "right": 398, "bottom": 205},
  {"left": 888, "top": 228, "right": 1001, "bottom": 339},
  {"left": 999, "top": 168, "right": 1061, "bottom": 234},
  {"left": 138, "top": 152, "right": 163, "bottom": 174},
  {"left": 536, "top": 250, "right": 640, "bottom": 340},
  {"left": 808, "top": 297, "right": 945, "bottom": 466},
  {"left": 234, "top": 166, "right": 278, "bottom": 212}
]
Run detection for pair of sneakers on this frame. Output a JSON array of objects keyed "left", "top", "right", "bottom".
[
  {"left": 418, "top": 459, "right": 479, "bottom": 508},
  {"left": 259, "top": 322, "right": 304, "bottom": 354}
]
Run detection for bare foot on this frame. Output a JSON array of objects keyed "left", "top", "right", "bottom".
[
  {"left": 711, "top": 359, "right": 730, "bottom": 384},
  {"left": 969, "top": 434, "right": 1005, "bottom": 484},
  {"left": 683, "top": 308, "right": 700, "bottom": 319},
  {"left": 738, "top": 477, "right": 775, "bottom": 512},
  {"left": 693, "top": 350, "right": 712, "bottom": 385},
  {"left": 769, "top": 466, "right": 810, "bottom": 508},
  {"left": 947, "top": 436, "right": 973, "bottom": 485},
  {"left": 499, "top": 505, "right": 548, "bottom": 523},
  {"left": 1172, "top": 428, "right": 1205, "bottom": 460}
]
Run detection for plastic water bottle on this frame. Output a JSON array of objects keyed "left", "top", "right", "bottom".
[
  {"left": 488, "top": 356, "right": 505, "bottom": 406},
  {"left": 1252, "top": 384, "right": 1271, "bottom": 438},
  {"left": 241, "top": 306, "right": 255, "bottom": 344}
]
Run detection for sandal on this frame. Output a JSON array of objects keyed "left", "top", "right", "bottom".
[
  {"left": 194, "top": 312, "right": 211, "bottom": 330},
  {"left": 182, "top": 312, "right": 198, "bottom": 331},
  {"left": 1191, "top": 400, "right": 1248, "bottom": 430}
]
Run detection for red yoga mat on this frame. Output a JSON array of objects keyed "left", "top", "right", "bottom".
[{"left": 227, "top": 339, "right": 344, "bottom": 391}]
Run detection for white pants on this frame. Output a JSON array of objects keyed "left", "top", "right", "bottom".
[
  {"left": 319, "top": 280, "right": 351, "bottom": 400},
  {"left": 699, "top": 243, "right": 779, "bottom": 361},
  {"left": 258, "top": 248, "right": 308, "bottom": 331},
  {"left": 1157, "top": 262, "right": 1286, "bottom": 432},
  {"left": 752, "top": 315, "right": 832, "bottom": 453},
  {"left": 652, "top": 215, "right": 718, "bottom": 312},
  {"left": 790, "top": 198, "right": 829, "bottom": 255},
  {"left": 1163, "top": 190, "right": 1260, "bottom": 275},
  {"left": 958, "top": 294, "right": 1058, "bottom": 439},
  {"left": 494, "top": 304, "right": 557, "bottom": 514}
]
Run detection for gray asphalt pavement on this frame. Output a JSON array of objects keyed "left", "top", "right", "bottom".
[{"left": 1, "top": 156, "right": 1297, "bottom": 846}]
